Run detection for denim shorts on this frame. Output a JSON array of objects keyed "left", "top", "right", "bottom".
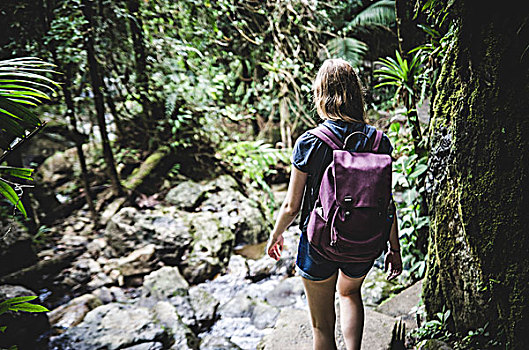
[{"left": 296, "top": 231, "right": 375, "bottom": 281}]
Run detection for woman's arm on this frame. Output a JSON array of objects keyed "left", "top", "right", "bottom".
[
  {"left": 384, "top": 214, "right": 403, "bottom": 280},
  {"left": 266, "top": 166, "right": 308, "bottom": 261}
]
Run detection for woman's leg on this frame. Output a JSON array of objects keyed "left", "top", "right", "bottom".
[
  {"left": 336, "top": 271, "right": 368, "bottom": 350},
  {"left": 302, "top": 273, "right": 339, "bottom": 350}
]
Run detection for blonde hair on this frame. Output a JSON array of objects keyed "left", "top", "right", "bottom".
[{"left": 313, "top": 58, "right": 366, "bottom": 123}]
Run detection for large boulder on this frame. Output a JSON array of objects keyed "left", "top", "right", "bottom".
[
  {"left": 142, "top": 266, "right": 189, "bottom": 300},
  {"left": 0, "top": 285, "right": 50, "bottom": 350},
  {"left": 165, "top": 175, "right": 270, "bottom": 246},
  {"left": 165, "top": 180, "right": 208, "bottom": 210},
  {"left": 104, "top": 207, "right": 192, "bottom": 264},
  {"left": 179, "top": 212, "right": 235, "bottom": 284},
  {"left": 50, "top": 303, "right": 171, "bottom": 350},
  {"left": 200, "top": 175, "right": 269, "bottom": 245},
  {"left": 140, "top": 267, "right": 219, "bottom": 334}
]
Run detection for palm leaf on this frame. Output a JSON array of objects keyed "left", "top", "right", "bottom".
[
  {"left": 0, "top": 56, "right": 57, "bottom": 217},
  {"left": 326, "top": 37, "right": 369, "bottom": 67},
  {"left": 346, "top": 0, "right": 396, "bottom": 31},
  {"left": 0, "top": 180, "right": 26, "bottom": 217}
]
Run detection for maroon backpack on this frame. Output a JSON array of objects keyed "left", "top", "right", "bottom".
[{"left": 306, "top": 125, "right": 393, "bottom": 262}]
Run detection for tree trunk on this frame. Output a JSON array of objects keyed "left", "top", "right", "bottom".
[
  {"left": 81, "top": 0, "right": 122, "bottom": 196},
  {"left": 40, "top": 0, "right": 97, "bottom": 219},
  {"left": 395, "top": 0, "right": 423, "bottom": 57},
  {"left": 424, "top": 1, "right": 529, "bottom": 348},
  {"left": 125, "top": 0, "right": 152, "bottom": 136}
]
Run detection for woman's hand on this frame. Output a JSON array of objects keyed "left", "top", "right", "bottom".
[
  {"left": 266, "top": 233, "right": 284, "bottom": 261},
  {"left": 384, "top": 250, "right": 402, "bottom": 281}
]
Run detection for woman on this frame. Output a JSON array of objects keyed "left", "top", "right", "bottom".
[{"left": 266, "top": 58, "right": 402, "bottom": 350}]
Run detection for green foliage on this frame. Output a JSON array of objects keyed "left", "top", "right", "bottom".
[
  {"left": 326, "top": 37, "right": 369, "bottom": 67},
  {"left": 0, "top": 296, "right": 49, "bottom": 315},
  {"left": 0, "top": 57, "right": 57, "bottom": 217},
  {"left": 344, "top": 0, "right": 396, "bottom": 32},
  {"left": 327, "top": 0, "right": 396, "bottom": 66},
  {"left": 412, "top": 306, "right": 452, "bottom": 342},
  {"left": 220, "top": 140, "right": 289, "bottom": 211},
  {"left": 389, "top": 122, "right": 429, "bottom": 279},
  {"left": 374, "top": 50, "right": 427, "bottom": 107}
]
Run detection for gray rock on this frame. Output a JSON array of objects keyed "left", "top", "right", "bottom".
[
  {"left": 109, "top": 286, "right": 128, "bottom": 303},
  {"left": 166, "top": 295, "right": 196, "bottom": 329},
  {"left": 180, "top": 212, "right": 235, "bottom": 284},
  {"left": 188, "top": 286, "right": 219, "bottom": 330},
  {"left": 105, "top": 207, "right": 192, "bottom": 263},
  {"left": 250, "top": 301, "right": 280, "bottom": 329},
  {"left": 264, "top": 277, "right": 305, "bottom": 307},
  {"left": 0, "top": 285, "right": 49, "bottom": 349},
  {"left": 91, "top": 287, "right": 114, "bottom": 304},
  {"left": 165, "top": 180, "right": 207, "bottom": 209},
  {"left": 376, "top": 280, "right": 423, "bottom": 330},
  {"left": 152, "top": 301, "right": 197, "bottom": 350},
  {"left": 48, "top": 293, "right": 102, "bottom": 332},
  {"left": 200, "top": 335, "right": 242, "bottom": 350},
  {"left": 122, "top": 342, "right": 164, "bottom": 350},
  {"left": 116, "top": 244, "right": 157, "bottom": 277},
  {"left": 201, "top": 189, "right": 268, "bottom": 246},
  {"left": 143, "top": 266, "right": 189, "bottom": 299},
  {"left": 50, "top": 303, "right": 169, "bottom": 350},
  {"left": 219, "top": 293, "right": 254, "bottom": 318}
]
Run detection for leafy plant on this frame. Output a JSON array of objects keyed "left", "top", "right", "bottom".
[
  {"left": 389, "top": 122, "right": 429, "bottom": 279},
  {"left": 412, "top": 306, "right": 452, "bottom": 342},
  {"left": 327, "top": 0, "right": 396, "bottom": 66},
  {"left": 0, "top": 57, "right": 58, "bottom": 217},
  {"left": 0, "top": 296, "right": 49, "bottom": 349},
  {"left": 220, "top": 140, "right": 289, "bottom": 211},
  {"left": 0, "top": 296, "right": 49, "bottom": 315}
]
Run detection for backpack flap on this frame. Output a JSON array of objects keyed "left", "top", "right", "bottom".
[{"left": 333, "top": 151, "right": 392, "bottom": 209}]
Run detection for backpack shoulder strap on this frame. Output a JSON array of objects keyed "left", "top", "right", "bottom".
[
  {"left": 308, "top": 125, "right": 343, "bottom": 150},
  {"left": 371, "top": 130, "right": 383, "bottom": 152}
]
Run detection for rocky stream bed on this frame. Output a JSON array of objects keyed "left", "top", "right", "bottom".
[{"left": 1, "top": 174, "right": 416, "bottom": 350}]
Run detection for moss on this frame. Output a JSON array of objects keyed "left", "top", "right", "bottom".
[{"left": 424, "top": 3, "right": 529, "bottom": 347}]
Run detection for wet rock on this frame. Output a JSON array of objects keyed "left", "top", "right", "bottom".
[
  {"left": 122, "top": 342, "right": 164, "bottom": 350},
  {"left": 50, "top": 303, "right": 170, "bottom": 350},
  {"left": 264, "top": 276, "right": 305, "bottom": 307},
  {"left": 188, "top": 286, "right": 219, "bottom": 331},
  {"left": 0, "top": 221, "right": 38, "bottom": 277},
  {"left": 200, "top": 335, "right": 242, "bottom": 350},
  {"left": 116, "top": 244, "right": 157, "bottom": 277},
  {"left": 201, "top": 183, "right": 268, "bottom": 246},
  {"left": 180, "top": 212, "right": 235, "bottom": 284},
  {"left": 152, "top": 301, "right": 197, "bottom": 350},
  {"left": 105, "top": 207, "right": 193, "bottom": 263},
  {"left": 48, "top": 293, "right": 102, "bottom": 333},
  {"left": 219, "top": 293, "right": 254, "bottom": 318},
  {"left": 86, "top": 238, "right": 108, "bottom": 258},
  {"left": 143, "top": 266, "right": 189, "bottom": 299},
  {"left": 0, "top": 285, "right": 50, "bottom": 350},
  {"left": 109, "top": 286, "right": 128, "bottom": 303},
  {"left": 91, "top": 287, "right": 113, "bottom": 304},
  {"left": 165, "top": 180, "right": 207, "bottom": 209},
  {"left": 218, "top": 292, "right": 278, "bottom": 329},
  {"left": 250, "top": 301, "right": 280, "bottom": 330},
  {"left": 37, "top": 147, "right": 79, "bottom": 187}
]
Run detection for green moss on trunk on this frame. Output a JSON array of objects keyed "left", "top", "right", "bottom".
[{"left": 424, "top": 2, "right": 529, "bottom": 348}]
